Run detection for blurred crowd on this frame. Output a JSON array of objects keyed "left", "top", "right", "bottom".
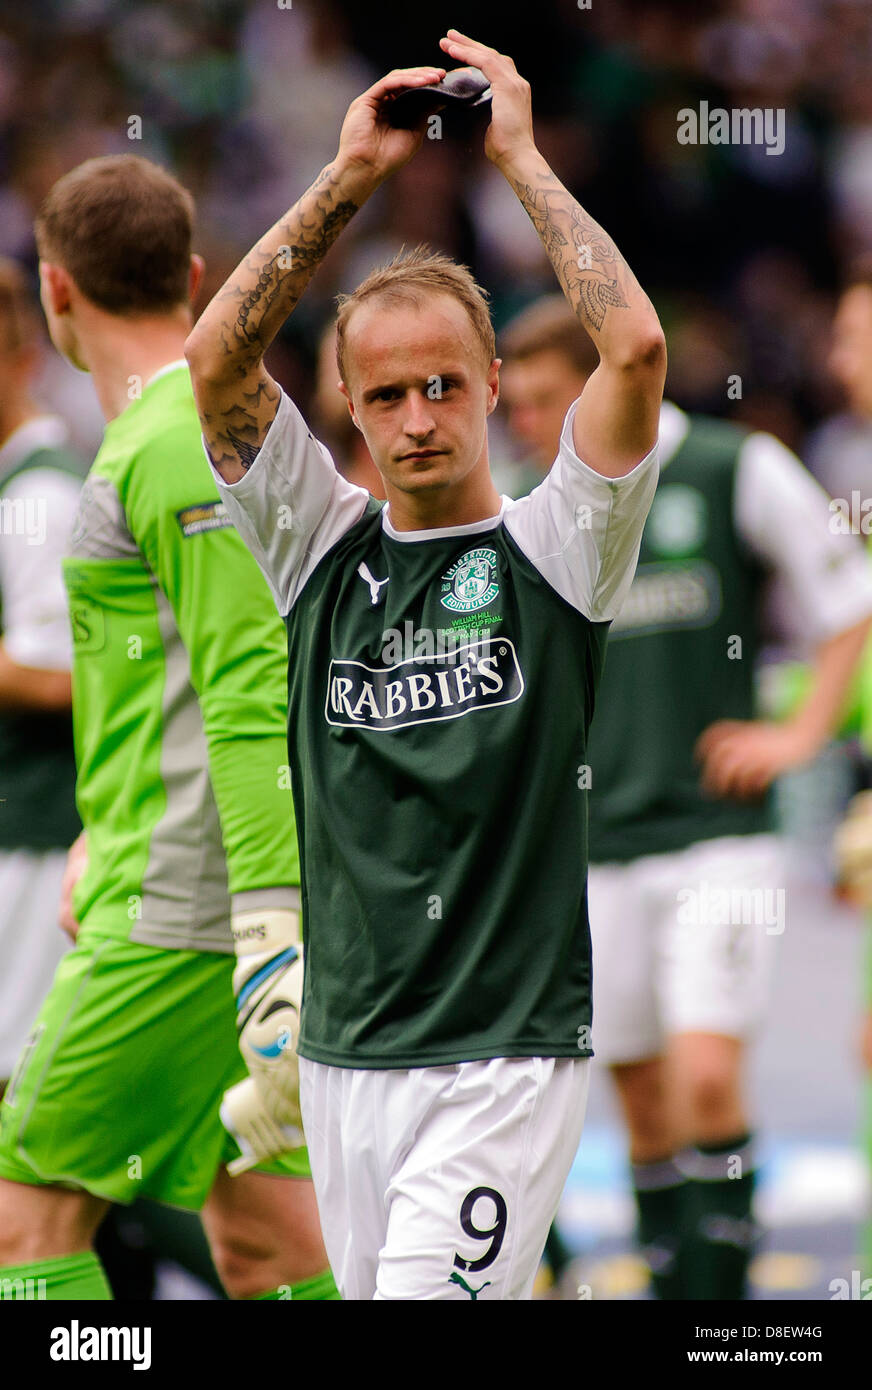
[{"left": 1, "top": 0, "right": 872, "bottom": 472}]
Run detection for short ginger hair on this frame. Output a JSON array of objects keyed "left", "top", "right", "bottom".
[
  {"left": 335, "top": 246, "right": 495, "bottom": 385},
  {"left": 35, "top": 154, "right": 194, "bottom": 315}
]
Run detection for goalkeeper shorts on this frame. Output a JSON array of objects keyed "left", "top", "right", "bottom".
[{"left": 0, "top": 926, "right": 310, "bottom": 1208}]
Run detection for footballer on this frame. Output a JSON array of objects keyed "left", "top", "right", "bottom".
[{"left": 186, "top": 30, "right": 667, "bottom": 1299}]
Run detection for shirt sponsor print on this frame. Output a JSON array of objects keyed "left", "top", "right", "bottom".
[
  {"left": 175, "top": 500, "right": 233, "bottom": 538},
  {"left": 325, "top": 637, "right": 524, "bottom": 732},
  {"left": 608, "top": 560, "right": 722, "bottom": 638}
]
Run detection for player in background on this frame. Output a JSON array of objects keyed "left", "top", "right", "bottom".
[
  {"left": 806, "top": 257, "right": 872, "bottom": 503},
  {"left": 0, "top": 257, "right": 82, "bottom": 1099},
  {"left": 501, "top": 293, "right": 872, "bottom": 1299},
  {"left": 826, "top": 261, "right": 872, "bottom": 1282},
  {"left": 187, "top": 29, "right": 666, "bottom": 1299},
  {"left": 0, "top": 155, "right": 337, "bottom": 1301}
]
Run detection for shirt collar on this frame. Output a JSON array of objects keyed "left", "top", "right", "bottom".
[
  {"left": 144, "top": 359, "right": 188, "bottom": 390},
  {"left": 381, "top": 497, "right": 508, "bottom": 542}
]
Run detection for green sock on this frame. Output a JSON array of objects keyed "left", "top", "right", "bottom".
[
  {"left": 681, "top": 1133, "right": 758, "bottom": 1300},
  {"left": 631, "top": 1156, "right": 688, "bottom": 1300},
  {"left": 251, "top": 1268, "right": 341, "bottom": 1300},
  {"left": 0, "top": 1251, "right": 112, "bottom": 1300}
]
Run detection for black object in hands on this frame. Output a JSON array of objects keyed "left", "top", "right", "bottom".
[{"left": 385, "top": 66, "right": 492, "bottom": 129}]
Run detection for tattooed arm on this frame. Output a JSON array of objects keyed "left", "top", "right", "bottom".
[
  {"left": 441, "top": 30, "right": 666, "bottom": 478},
  {"left": 185, "top": 65, "right": 446, "bottom": 483}
]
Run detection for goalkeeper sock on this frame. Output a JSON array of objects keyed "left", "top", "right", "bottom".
[
  {"left": 0, "top": 1251, "right": 112, "bottom": 1300},
  {"left": 681, "top": 1133, "right": 758, "bottom": 1300},
  {"left": 251, "top": 1268, "right": 341, "bottom": 1300},
  {"left": 631, "top": 1155, "right": 688, "bottom": 1300}
]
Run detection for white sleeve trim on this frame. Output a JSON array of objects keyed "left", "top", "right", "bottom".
[
  {"left": 734, "top": 432, "right": 872, "bottom": 643},
  {"left": 205, "top": 388, "right": 370, "bottom": 615},
  {"left": 503, "top": 397, "right": 659, "bottom": 621}
]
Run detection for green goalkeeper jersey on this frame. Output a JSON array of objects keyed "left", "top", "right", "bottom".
[{"left": 63, "top": 364, "right": 299, "bottom": 951}]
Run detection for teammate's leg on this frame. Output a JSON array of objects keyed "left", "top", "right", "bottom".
[
  {"left": 669, "top": 1032, "right": 746, "bottom": 1144},
  {"left": 610, "top": 1057, "right": 688, "bottom": 1300},
  {"left": 202, "top": 1167, "right": 337, "bottom": 1300},
  {"left": 657, "top": 835, "right": 781, "bottom": 1299},
  {"left": 667, "top": 1030, "right": 757, "bottom": 1300},
  {"left": 588, "top": 860, "right": 688, "bottom": 1297},
  {"left": 0, "top": 1179, "right": 111, "bottom": 1298}
]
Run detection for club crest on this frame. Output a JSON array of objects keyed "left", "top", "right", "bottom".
[{"left": 440, "top": 546, "right": 500, "bottom": 614}]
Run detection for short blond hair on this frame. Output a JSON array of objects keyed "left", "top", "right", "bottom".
[{"left": 335, "top": 245, "right": 495, "bottom": 385}]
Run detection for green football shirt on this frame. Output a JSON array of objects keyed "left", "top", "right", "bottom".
[
  {"left": 63, "top": 364, "right": 299, "bottom": 950},
  {"left": 212, "top": 389, "right": 658, "bottom": 1067},
  {"left": 588, "top": 403, "right": 872, "bottom": 863}
]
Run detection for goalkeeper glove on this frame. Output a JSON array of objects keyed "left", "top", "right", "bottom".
[{"left": 220, "top": 905, "right": 305, "bottom": 1176}]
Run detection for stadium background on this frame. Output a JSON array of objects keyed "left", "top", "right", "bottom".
[{"left": 1, "top": 0, "right": 871, "bottom": 1298}]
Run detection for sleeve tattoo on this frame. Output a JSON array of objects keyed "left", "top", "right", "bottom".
[
  {"left": 508, "top": 174, "right": 629, "bottom": 333},
  {"left": 204, "top": 173, "right": 359, "bottom": 473}
]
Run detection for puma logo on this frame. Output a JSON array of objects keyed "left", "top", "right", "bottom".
[
  {"left": 357, "top": 562, "right": 390, "bottom": 605},
  {"left": 448, "top": 1271, "right": 492, "bottom": 1300}
]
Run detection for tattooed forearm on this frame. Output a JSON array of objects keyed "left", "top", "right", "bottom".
[
  {"left": 498, "top": 147, "right": 664, "bottom": 475},
  {"left": 187, "top": 161, "right": 368, "bottom": 481},
  {"left": 217, "top": 180, "right": 359, "bottom": 362},
  {"left": 200, "top": 370, "right": 281, "bottom": 478},
  {"left": 226, "top": 429, "right": 266, "bottom": 472},
  {"left": 507, "top": 172, "right": 629, "bottom": 334}
]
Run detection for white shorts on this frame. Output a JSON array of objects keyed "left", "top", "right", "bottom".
[
  {"left": 299, "top": 1054, "right": 590, "bottom": 1300},
  {"left": 588, "top": 834, "right": 784, "bottom": 1065},
  {"left": 0, "top": 848, "right": 70, "bottom": 1079}
]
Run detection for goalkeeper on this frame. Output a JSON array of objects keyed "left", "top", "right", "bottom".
[{"left": 0, "top": 155, "right": 337, "bottom": 1301}]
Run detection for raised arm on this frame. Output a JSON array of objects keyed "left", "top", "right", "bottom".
[
  {"left": 440, "top": 30, "right": 666, "bottom": 478},
  {"left": 185, "top": 65, "right": 447, "bottom": 482}
]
